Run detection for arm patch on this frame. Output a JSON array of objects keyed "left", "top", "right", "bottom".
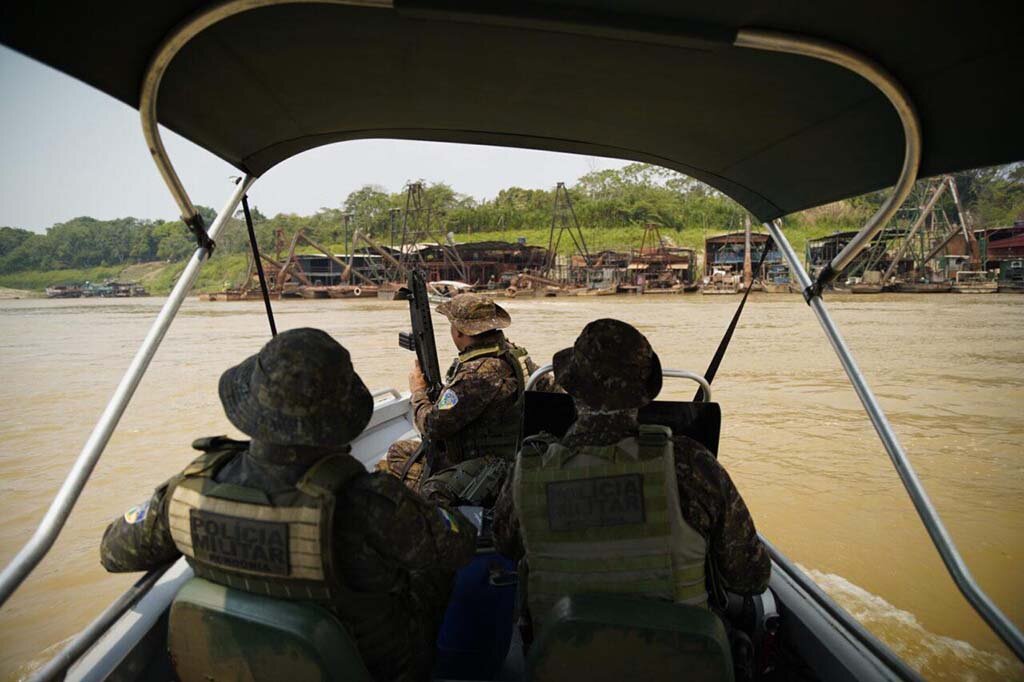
[
  {"left": 436, "top": 389, "right": 459, "bottom": 410},
  {"left": 437, "top": 507, "right": 461, "bottom": 533},
  {"left": 123, "top": 500, "right": 150, "bottom": 524}
]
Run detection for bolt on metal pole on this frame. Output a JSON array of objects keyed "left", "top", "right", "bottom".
[
  {"left": 765, "top": 219, "right": 1024, "bottom": 662},
  {"left": 0, "top": 176, "right": 255, "bottom": 608}
]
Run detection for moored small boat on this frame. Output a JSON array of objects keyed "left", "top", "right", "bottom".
[
  {"left": 952, "top": 271, "right": 998, "bottom": 294},
  {"left": 427, "top": 280, "right": 473, "bottom": 303},
  {"left": 701, "top": 269, "right": 741, "bottom": 294},
  {"left": 45, "top": 285, "right": 83, "bottom": 298},
  {"left": 701, "top": 283, "right": 740, "bottom": 294}
]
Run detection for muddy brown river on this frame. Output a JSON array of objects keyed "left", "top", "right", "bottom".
[{"left": 0, "top": 293, "right": 1021, "bottom": 680}]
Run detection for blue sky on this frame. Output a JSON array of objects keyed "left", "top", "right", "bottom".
[{"left": 0, "top": 45, "right": 628, "bottom": 232}]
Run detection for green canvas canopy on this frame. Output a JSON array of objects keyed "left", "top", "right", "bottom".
[{"left": 1, "top": 0, "right": 1021, "bottom": 221}]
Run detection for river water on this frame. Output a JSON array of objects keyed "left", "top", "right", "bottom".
[{"left": 0, "top": 293, "right": 1021, "bottom": 680}]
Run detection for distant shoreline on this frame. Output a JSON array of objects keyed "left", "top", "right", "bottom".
[{"left": 0, "top": 287, "right": 42, "bottom": 299}]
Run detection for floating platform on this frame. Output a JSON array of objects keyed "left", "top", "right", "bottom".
[
  {"left": 327, "top": 285, "right": 377, "bottom": 299},
  {"left": 849, "top": 283, "right": 884, "bottom": 294},
  {"left": 763, "top": 282, "right": 799, "bottom": 294},
  {"left": 891, "top": 282, "right": 951, "bottom": 293}
]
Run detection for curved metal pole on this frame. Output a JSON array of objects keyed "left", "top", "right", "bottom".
[
  {"left": 735, "top": 30, "right": 922, "bottom": 291},
  {"left": 527, "top": 364, "right": 712, "bottom": 401},
  {"left": 0, "top": 176, "right": 255, "bottom": 608},
  {"left": 765, "top": 219, "right": 1024, "bottom": 661},
  {"left": 139, "top": 0, "right": 391, "bottom": 222}
]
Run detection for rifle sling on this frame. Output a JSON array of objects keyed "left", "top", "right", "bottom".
[
  {"left": 398, "top": 440, "right": 429, "bottom": 483},
  {"left": 694, "top": 236, "right": 774, "bottom": 401}
]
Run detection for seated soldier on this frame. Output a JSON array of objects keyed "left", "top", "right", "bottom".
[
  {"left": 100, "top": 328, "right": 476, "bottom": 682},
  {"left": 492, "top": 318, "right": 770, "bottom": 637},
  {"left": 384, "top": 293, "right": 552, "bottom": 506}
]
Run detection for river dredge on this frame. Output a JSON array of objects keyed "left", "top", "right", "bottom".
[
  {"left": 2, "top": 2, "right": 1023, "bottom": 681},
  {"left": 45, "top": 281, "right": 149, "bottom": 298}
]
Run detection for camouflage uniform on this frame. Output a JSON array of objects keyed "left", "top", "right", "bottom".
[
  {"left": 492, "top": 318, "right": 769, "bottom": 622},
  {"left": 385, "top": 294, "right": 555, "bottom": 502},
  {"left": 100, "top": 329, "right": 476, "bottom": 682}
]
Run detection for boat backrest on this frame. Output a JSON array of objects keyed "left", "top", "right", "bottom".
[
  {"left": 523, "top": 392, "right": 722, "bottom": 456},
  {"left": 527, "top": 593, "right": 734, "bottom": 682},
  {"left": 168, "top": 577, "right": 372, "bottom": 682}
]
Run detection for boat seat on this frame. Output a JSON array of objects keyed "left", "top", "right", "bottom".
[
  {"left": 527, "top": 594, "right": 734, "bottom": 682},
  {"left": 523, "top": 391, "right": 723, "bottom": 456},
  {"left": 168, "top": 577, "right": 372, "bottom": 682}
]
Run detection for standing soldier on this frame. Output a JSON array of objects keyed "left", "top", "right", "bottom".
[
  {"left": 492, "top": 318, "right": 770, "bottom": 638},
  {"left": 100, "top": 328, "right": 476, "bottom": 682},
  {"left": 384, "top": 293, "right": 550, "bottom": 505}
]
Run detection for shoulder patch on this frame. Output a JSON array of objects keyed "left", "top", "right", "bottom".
[
  {"left": 437, "top": 507, "right": 460, "bottom": 533},
  {"left": 436, "top": 388, "right": 459, "bottom": 410},
  {"left": 123, "top": 500, "right": 150, "bottom": 524}
]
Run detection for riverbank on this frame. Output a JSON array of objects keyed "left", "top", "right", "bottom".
[
  {"left": 0, "top": 222, "right": 842, "bottom": 297},
  {"left": 0, "top": 287, "right": 40, "bottom": 299},
  {"left": 0, "top": 259, "right": 246, "bottom": 297}
]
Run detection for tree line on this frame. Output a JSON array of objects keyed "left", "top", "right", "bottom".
[{"left": 1, "top": 162, "right": 1020, "bottom": 276}]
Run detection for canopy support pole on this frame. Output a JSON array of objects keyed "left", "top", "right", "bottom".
[
  {"left": 735, "top": 30, "right": 922, "bottom": 293},
  {"left": 0, "top": 176, "right": 255, "bottom": 608},
  {"left": 241, "top": 193, "right": 278, "bottom": 336},
  {"left": 764, "top": 218, "right": 1024, "bottom": 662}
]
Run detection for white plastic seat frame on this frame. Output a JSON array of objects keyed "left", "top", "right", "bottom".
[
  {"left": 527, "top": 365, "right": 712, "bottom": 402},
  {"left": 0, "top": 0, "right": 1020, "bottom": 666}
]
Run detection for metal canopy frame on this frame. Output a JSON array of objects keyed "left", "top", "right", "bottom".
[{"left": 1, "top": 0, "right": 1021, "bottom": 672}]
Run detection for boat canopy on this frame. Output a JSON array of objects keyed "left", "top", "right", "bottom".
[{"left": 2, "top": 0, "right": 1021, "bottom": 222}]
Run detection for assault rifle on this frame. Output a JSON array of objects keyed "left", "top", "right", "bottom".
[
  {"left": 397, "top": 270, "right": 444, "bottom": 483},
  {"left": 398, "top": 269, "right": 443, "bottom": 401}
]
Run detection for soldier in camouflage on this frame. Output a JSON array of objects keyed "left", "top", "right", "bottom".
[
  {"left": 100, "top": 328, "right": 476, "bottom": 682},
  {"left": 383, "top": 293, "right": 552, "bottom": 505},
  {"left": 493, "top": 318, "right": 770, "bottom": 636}
]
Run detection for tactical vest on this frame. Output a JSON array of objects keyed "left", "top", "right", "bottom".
[
  {"left": 513, "top": 425, "right": 708, "bottom": 631},
  {"left": 441, "top": 342, "right": 530, "bottom": 463},
  {"left": 167, "top": 438, "right": 366, "bottom": 602}
]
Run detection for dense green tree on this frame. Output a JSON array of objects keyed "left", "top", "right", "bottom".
[{"left": 0, "top": 226, "right": 33, "bottom": 258}]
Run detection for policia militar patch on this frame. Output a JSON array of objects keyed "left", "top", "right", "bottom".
[
  {"left": 189, "top": 509, "right": 290, "bottom": 576},
  {"left": 545, "top": 474, "right": 645, "bottom": 531}
]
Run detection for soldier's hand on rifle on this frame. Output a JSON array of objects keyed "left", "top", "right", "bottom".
[{"left": 409, "top": 359, "right": 428, "bottom": 394}]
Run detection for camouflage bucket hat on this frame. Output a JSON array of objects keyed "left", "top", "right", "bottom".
[
  {"left": 436, "top": 293, "right": 512, "bottom": 335},
  {"left": 218, "top": 328, "right": 373, "bottom": 447},
  {"left": 553, "top": 318, "right": 662, "bottom": 411}
]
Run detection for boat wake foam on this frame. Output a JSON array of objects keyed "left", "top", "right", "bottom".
[{"left": 801, "top": 566, "right": 1022, "bottom": 681}]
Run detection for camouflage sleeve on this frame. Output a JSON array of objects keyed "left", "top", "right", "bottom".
[
  {"left": 411, "top": 358, "right": 517, "bottom": 440},
  {"left": 100, "top": 479, "right": 181, "bottom": 573},
  {"left": 672, "top": 437, "right": 771, "bottom": 595},
  {"left": 362, "top": 473, "right": 477, "bottom": 572},
  {"left": 492, "top": 472, "right": 524, "bottom": 560}
]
